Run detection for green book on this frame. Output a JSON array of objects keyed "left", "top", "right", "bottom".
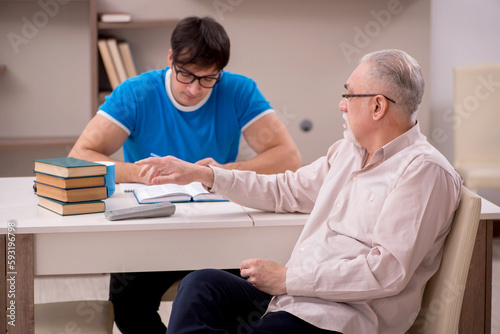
[
  {"left": 34, "top": 182, "right": 107, "bottom": 202},
  {"left": 34, "top": 157, "right": 107, "bottom": 178},
  {"left": 38, "top": 196, "right": 105, "bottom": 216},
  {"left": 34, "top": 173, "right": 105, "bottom": 189}
]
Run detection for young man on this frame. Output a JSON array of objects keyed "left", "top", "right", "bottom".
[
  {"left": 69, "top": 17, "right": 301, "bottom": 183},
  {"left": 137, "top": 49, "right": 463, "bottom": 334},
  {"left": 70, "top": 16, "right": 301, "bottom": 333}
]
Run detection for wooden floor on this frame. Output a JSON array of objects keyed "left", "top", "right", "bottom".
[{"left": 35, "top": 237, "right": 500, "bottom": 333}]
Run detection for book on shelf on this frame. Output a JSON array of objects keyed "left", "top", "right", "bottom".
[
  {"left": 34, "top": 182, "right": 108, "bottom": 202},
  {"left": 38, "top": 196, "right": 105, "bottom": 216},
  {"left": 133, "top": 182, "right": 227, "bottom": 204},
  {"left": 34, "top": 157, "right": 107, "bottom": 178},
  {"left": 35, "top": 172, "right": 105, "bottom": 189},
  {"left": 98, "top": 38, "right": 121, "bottom": 89},
  {"left": 107, "top": 38, "right": 128, "bottom": 83},
  {"left": 98, "top": 12, "right": 132, "bottom": 23},
  {"left": 118, "top": 41, "right": 137, "bottom": 78}
]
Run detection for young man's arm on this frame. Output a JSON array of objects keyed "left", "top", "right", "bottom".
[
  {"left": 196, "top": 113, "right": 302, "bottom": 174},
  {"left": 68, "top": 114, "right": 147, "bottom": 184}
]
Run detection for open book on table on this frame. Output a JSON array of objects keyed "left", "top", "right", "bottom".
[{"left": 132, "top": 182, "right": 227, "bottom": 204}]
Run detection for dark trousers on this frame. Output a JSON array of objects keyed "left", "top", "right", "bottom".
[
  {"left": 167, "top": 269, "right": 342, "bottom": 334},
  {"left": 109, "top": 271, "right": 185, "bottom": 334},
  {"left": 109, "top": 269, "right": 241, "bottom": 334}
]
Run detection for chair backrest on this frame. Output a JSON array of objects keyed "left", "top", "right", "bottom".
[
  {"left": 454, "top": 62, "right": 500, "bottom": 166},
  {"left": 407, "top": 186, "right": 481, "bottom": 334}
]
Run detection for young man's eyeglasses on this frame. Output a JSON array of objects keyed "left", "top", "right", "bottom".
[
  {"left": 342, "top": 93, "right": 396, "bottom": 104},
  {"left": 172, "top": 61, "right": 223, "bottom": 88}
]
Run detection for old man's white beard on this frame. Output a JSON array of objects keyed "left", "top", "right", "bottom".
[{"left": 343, "top": 113, "right": 362, "bottom": 148}]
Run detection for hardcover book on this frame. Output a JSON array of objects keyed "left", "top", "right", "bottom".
[
  {"left": 33, "top": 157, "right": 107, "bottom": 178},
  {"left": 98, "top": 39, "right": 121, "bottom": 89},
  {"left": 34, "top": 182, "right": 107, "bottom": 202},
  {"left": 35, "top": 173, "right": 105, "bottom": 189},
  {"left": 118, "top": 41, "right": 137, "bottom": 78},
  {"left": 107, "top": 38, "right": 128, "bottom": 83},
  {"left": 38, "top": 196, "right": 105, "bottom": 216}
]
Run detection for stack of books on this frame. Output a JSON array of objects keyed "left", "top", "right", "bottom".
[{"left": 33, "top": 158, "right": 108, "bottom": 216}]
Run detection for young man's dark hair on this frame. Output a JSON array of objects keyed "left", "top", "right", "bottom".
[{"left": 171, "top": 16, "right": 230, "bottom": 71}]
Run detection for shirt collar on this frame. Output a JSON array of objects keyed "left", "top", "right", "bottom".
[
  {"left": 371, "top": 121, "right": 423, "bottom": 165},
  {"left": 353, "top": 121, "right": 423, "bottom": 168},
  {"left": 164, "top": 68, "right": 212, "bottom": 112}
]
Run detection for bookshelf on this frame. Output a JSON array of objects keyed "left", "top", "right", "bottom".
[{"left": 95, "top": 18, "right": 179, "bottom": 108}]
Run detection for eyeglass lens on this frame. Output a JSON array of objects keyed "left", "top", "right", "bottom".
[{"left": 176, "top": 72, "right": 219, "bottom": 88}]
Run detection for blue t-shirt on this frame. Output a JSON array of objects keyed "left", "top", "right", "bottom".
[{"left": 98, "top": 68, "right": 273, "bottom": 163}]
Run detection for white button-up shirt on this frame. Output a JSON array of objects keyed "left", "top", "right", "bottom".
[{"left": 210, "top": 123, "right": 462, "bottom": 334}]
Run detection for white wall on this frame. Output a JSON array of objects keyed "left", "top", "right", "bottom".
[
  {"left": 430, "top": 0, "right": 500, "bottom": 204},
  {"left": 0, "top": 1, "right": 91, "bottom": 137},
  {"left": 430, "top": 0, "right": 500, "bottom": 159}
]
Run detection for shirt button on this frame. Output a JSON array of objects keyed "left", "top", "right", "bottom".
[
  {"left": 299, "top": 247, "right": 305, "bottom": 253},
  {"left": 369, "top": 196, "right": 375, "bottom": 202},
  {"left": 352, "top": 176, "right": 358, "bottom": 182},
  {"left": 336, "top": 203, "right": 341, "bottom": 208}
]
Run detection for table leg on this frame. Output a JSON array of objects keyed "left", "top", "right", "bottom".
[
  {"left": 459, "top": 219, "right": 493, "bottom": 334},
  {"left": 1, "top": 234, "right": 6, "bottom": 334},
  {"left": 6, "top": 234, "right": 34, "bottom": 334},
  {"left": 485, "top": 220, "right": 493, "bottom": 334}
]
